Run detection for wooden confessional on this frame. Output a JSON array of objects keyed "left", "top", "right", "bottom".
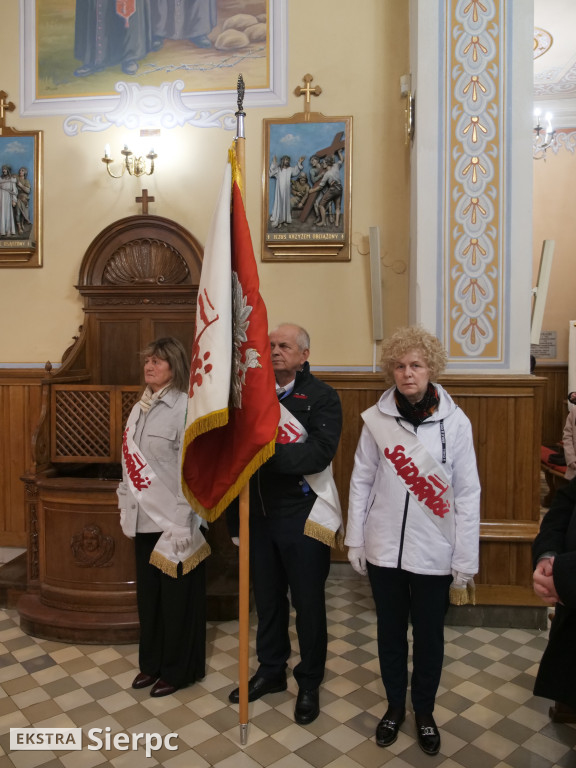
[{"left": 19, "top": 213, "right": 239, "bottom": 643}]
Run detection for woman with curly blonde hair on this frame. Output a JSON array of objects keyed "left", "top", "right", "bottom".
[{"left": 345, "top": 326, "right": 480, "bottom": 756}]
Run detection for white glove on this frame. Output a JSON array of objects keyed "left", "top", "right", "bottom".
[
  {"left": 231, "top": 537, "right": 240, "bottom": 547},
  {"left": 450, "top": 570, "right": 476, "bottom": 605},
  {"left": 451, "top": 570, "right": 475, "bottom": 588},
  {"left": 166, "top": 524, "right": 191, "bottom": 556},
  {"left": 191, "top": 512, "right": 204, "bottom": 530},
  {"left": 348, "top": 546, "right": 367, "bottom": 576}
]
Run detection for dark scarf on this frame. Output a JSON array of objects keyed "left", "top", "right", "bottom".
[{"left": 394, "top": 382, "right": 439, "bottom": 427}]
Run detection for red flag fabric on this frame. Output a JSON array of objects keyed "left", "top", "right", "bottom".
[{"left": 181, "top": 146, "right": 279, "bottom": 521}]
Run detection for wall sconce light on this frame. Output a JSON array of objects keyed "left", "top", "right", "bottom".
[
  {"left": 533, "top": 108, "right": 556, "bottom": 161},
  {"left": 102, "top": 143, "right": 157, "bottom": 177},
  {"left": 400, "top": 74, "right": 415, "bottom": 145}
]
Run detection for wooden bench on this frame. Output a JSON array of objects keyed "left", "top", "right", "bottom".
[{"left": 541, "top": 445, "right": 569, "bottom": 506}]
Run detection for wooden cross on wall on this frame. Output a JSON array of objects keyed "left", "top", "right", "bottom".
[
  {"left": 136, "top": 189, "right": 155, "bottom": 214},
  {"left": 0, "top": 90, "right": 15, "bottom": 135},
  {"left": 294, "top": 74, "right": 322, "bottom": 115}
]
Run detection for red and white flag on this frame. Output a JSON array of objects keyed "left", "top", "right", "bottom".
[{"left": 181, "top": 147, "right": 279, "bottom": 521}]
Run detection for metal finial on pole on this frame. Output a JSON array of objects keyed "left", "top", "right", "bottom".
[{"left": 236, "top": 74, "right": 245, "bottom": 140}]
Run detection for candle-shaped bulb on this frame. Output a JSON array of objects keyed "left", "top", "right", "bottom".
[{"left": 104, "top": 144, "right": 110, "bottom": 159}]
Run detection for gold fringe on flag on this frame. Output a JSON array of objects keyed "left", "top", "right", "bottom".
[
  {"left": 182, "top": 435, "right": 277, "bottom": 523},
  {"left": 184, "top": 407, "right": 229, "bottom": 443},
  {"left": 229, "top": 144, "right": 243, "bottom": 198}
]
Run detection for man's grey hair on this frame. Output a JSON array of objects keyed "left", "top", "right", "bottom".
[{"left": 275, "top": 323, "right": 310, "bottom": 352}]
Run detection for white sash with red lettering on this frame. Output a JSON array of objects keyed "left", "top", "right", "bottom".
[
  {"left": 278, "top": 403, "right": 343, "bottom": 547},
  {"left": 361, "top": 405, "right": 455, "bottom": 546},
  {"left": 122, "top": 407, "right": 210, "bottom": 577}
]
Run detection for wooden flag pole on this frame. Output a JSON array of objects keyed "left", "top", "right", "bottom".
[
  {"left": 235, "top": 75, "right": 250, "bottom": 747},
  {"left": 238, "top": 485, "right": 249, "bottom": 745}
]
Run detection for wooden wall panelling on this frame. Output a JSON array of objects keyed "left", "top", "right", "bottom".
[
  {"left": 535, "top": 363, "right": 568, "bottom": 447},
  {"left": 151, "top": 319, "right": 195, "bottom": 353},
  {"left": 436, "top": 376, "right": 543, "bottom": 606},
  {"left": 96, "top": 319, "right": 142, "bottom": 385},
  {"left": 0, "top": 373, "right": 43, "bottom": 547}
]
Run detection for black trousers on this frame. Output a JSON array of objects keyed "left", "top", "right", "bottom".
[
  {"left": 367, "top": 564, "right": 451, "bottom": 714},
  {"left": 250, "top": 511, "right": 331, "bottom": 690},
  {"left": 134, "top": 532, "right": 206, "bottom": 688}
]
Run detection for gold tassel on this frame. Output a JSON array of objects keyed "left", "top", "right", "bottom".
[{"left": 449, "top": 579, "right": 476, "bottom": 606}]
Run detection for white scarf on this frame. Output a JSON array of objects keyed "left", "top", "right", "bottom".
[
  {"left": 122, "top": 405, "right": 210, "bottom": 577},
  {"left": 138, "top": 384, "right": 170, "bottom": 413},
  {"left": 278, "top": 403, "right": 343, "bottom": 548},
  {"left": 361, "top": 404, "right": 455, "bottom": 546}
]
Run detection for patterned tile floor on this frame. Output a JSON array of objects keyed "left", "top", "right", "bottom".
[{"left": 0, "top": 576, "right": 575, "bottom": 768}]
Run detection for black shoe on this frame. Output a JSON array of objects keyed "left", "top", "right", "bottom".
[
  {"left": 131, "top": 672, "right": 158, "bottom": 689},
  {"left": 415, "top": 714, "right": 441, "bottom": 755},
  {"left": 228, "top": 673, "right": 287, "bottom": 703},
  {"left": 122, "top": 59, "right": 138, "bottom": 75},
  {"left": 150, "top": 679, "right": 179, "bottom": 697},
  {"left": 294, "top": 688, "right": 320, "bottom": 724},
  {"left": 376, "top": 706, "right": 405, "bottom": 747}
]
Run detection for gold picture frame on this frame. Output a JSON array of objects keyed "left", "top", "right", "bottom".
[
  {"left": 0, "top": 99, "right": 43, "bottom": 268},
  {"left": 262, "top": 112, "right": 352, "bottom": 262}
]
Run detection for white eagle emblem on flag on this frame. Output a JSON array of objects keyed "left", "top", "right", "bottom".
[{"left": 230, "top": 271, "right": 261, "bottom": 408}]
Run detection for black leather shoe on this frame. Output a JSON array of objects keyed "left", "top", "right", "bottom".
[
  {"left": 228, "top": 674, "right": 287, "bottom": 703},
  {"left": 376, "top": 706, "right": 405, "bottom": 747},
  {"left": 131, "top": 672, "right": 158, "bottom": 689},
  {"left": 415, "top": 714, "right": 441, "bottom": 755},
  {"left": 294, "top": 688, "right": 320, "bottom": 724},
  {"left": 150, "top": 679, "right": 179, "bottom": 697}
]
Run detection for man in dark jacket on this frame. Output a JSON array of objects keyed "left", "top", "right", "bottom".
[
  {"left": 533, "top": 478, "right": 576, "bottom": 711},
  {"left": 229, "top": 323, "right": 342, "bottom": 725}
]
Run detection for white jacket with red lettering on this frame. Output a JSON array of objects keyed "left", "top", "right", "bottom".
[{"left": 344, "top": 383, "right": 480, "bottom": 576}]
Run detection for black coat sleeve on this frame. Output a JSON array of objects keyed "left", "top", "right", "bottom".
[
  {"left": 265, "top": 386, "right": 342, "bottom": 476},
  {"left": 553, "top": 551, "right": 576, "bottom": 610},
  {"left": 532, "top": 477, "right": 576, "bottom": 568}
]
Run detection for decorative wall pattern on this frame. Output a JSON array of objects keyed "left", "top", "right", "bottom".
[
  {"left": 551, "top": 130, "right": 576, "bottom": 154},
  {"left": 445, "top": 0, "right": 503, "bottom": 360}
]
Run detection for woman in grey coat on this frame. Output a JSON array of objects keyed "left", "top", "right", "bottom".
[{"left": 117, "top": 337, "right": 209, "bottom": 697}]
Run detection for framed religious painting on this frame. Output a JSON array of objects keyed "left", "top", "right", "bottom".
[
  {"left": 0, "top": 109, "right": 43, "bottom": 268},
  {"left": 20, "top": 0, "right": 288, "bottom": 132},
  {"left": 262, "top": 113, "right": 352, "bottom": 262}
]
